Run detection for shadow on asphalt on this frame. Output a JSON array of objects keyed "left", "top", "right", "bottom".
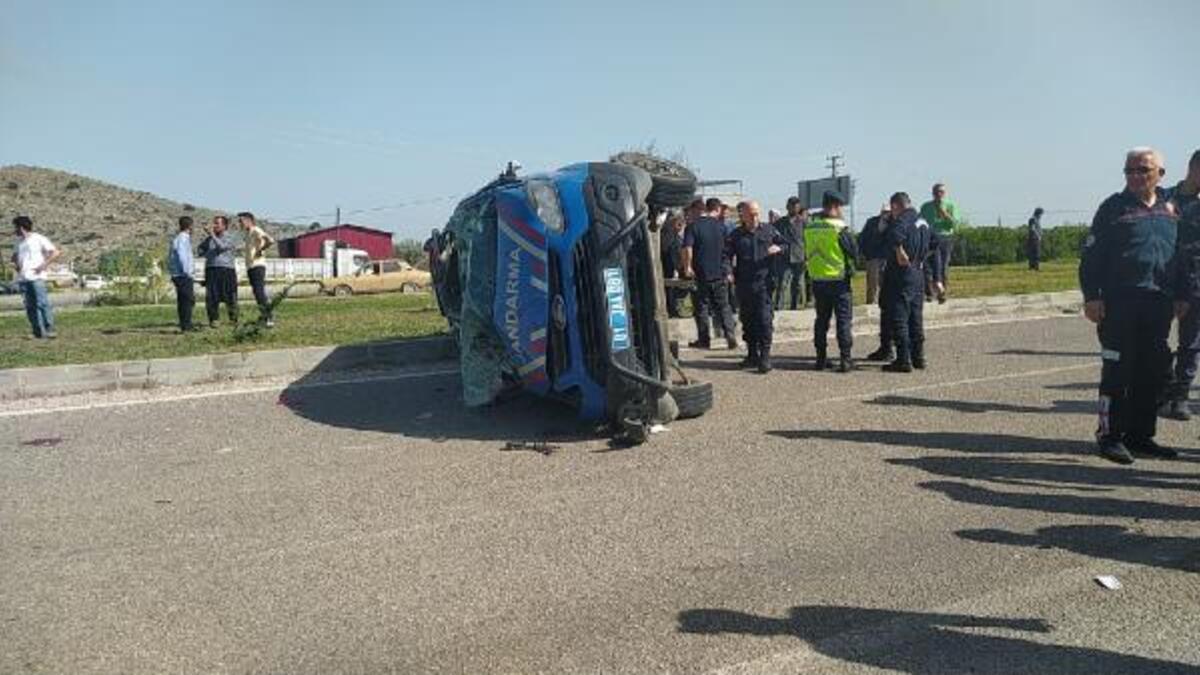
[
  {"left": 280, "top": 348, "right": 601, "bottom": 444},
  {"left": 866, "top": 394, "right": 1094, "bottom": 416},
  {"left": 958, "top": 525, "right": 1200, "bottom": 574},
  {"left": 889, "top": 455, "right": 1200, "bottom": 493},
  {"left": 677, "top": 605, "right": 1192, "bottom": 674},
  {"left": 681, "top": 353, "right": 821, "bottom": 373},
  {"left": 990, "top": 348, "right": 1097, "bottom": 358},
  {"left": 767, "top": 429, "right": 1096, "bottom": 456}
]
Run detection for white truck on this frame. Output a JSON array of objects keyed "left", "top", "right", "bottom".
[{"left": 192, "top": 240, "right": 370, "bottom": 282}]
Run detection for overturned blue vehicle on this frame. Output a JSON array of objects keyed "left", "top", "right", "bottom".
[{"left": 429, "top": 154, "right": 712, "bottom": 442}]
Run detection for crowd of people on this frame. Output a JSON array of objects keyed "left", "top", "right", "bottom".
[
  {"left": 660, "top": 183, "right": 959, "bottom": 375},
  {"left": 9, "top": 211, "right": 278, "bottom": 338}
]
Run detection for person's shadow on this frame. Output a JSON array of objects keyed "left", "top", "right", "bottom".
[{"left": 678, "top": 605, "right": 1195, "bottom": 674}]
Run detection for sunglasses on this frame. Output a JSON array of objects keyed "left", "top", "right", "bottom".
[{"left": 1124, "top": 166, "right": 1157, "bottom": 176}]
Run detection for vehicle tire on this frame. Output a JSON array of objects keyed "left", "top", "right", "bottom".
[
  {"left": 333, "top": 285, "right": 353, "bottom": 297},
  {"left": 400, "top": 282, "right": 418, "bottom": 294},
  {"left": 670, "top": 380, "right": 713, "bottom": 419},
  {"left": 611, "top": 151, "right": 697, "bottom": 208}
]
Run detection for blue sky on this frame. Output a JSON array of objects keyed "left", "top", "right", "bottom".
[{"left": 2, "top": 0, "right": 1195, "bottom": 238}]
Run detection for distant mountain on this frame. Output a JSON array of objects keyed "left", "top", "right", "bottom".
[{"left": 0, "top": 165, "right": 308, "bottom": 270}]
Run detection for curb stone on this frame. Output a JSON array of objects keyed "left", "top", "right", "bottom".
[{"left": 0, "top": 291, "right": 1082, "bottom": 402}]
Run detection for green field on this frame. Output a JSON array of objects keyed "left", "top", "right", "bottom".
[{"left": 1, "top": 260, "right": 1079, "bottom": 370}]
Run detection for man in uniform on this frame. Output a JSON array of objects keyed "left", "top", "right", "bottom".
[
  {"left": 682, "top": 198, "right": 737, "bottom": 350},
  {"left": 1080, "top": 147, "right": 1191, "bottom": 464},
  {"left": 804, "top": 191, "right": 858, "bottom": 372},
  {"left": 727, "top": 200, "right": 784, "bottom": 373},
  {"left": 1160, "top": 149, "right": 1200, "bottom": 420},
  {"left": 920, "top": 183, "right": 960, "bottom": 302},
  {"left": 880, "top": 192, "right": 935, "bottom": 373},
  {"left": 860, "top": 206, "right": 894, "bottom": 362},
  {"left": 772, "top": 197, "right": 808, "bottom": 310}
]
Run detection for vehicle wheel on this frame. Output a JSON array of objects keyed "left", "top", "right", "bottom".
[
  {"left": 400, "top": 282, "right": 418, "bottom": 294},
  {"left": 333, "top": 285, "right": 353, "bottom": 297},
  {"left": 611, "top": 151, "right": 698, "bottom": 208},
  {"left": 670, "top": 380, "right": 713, "bottom": 419}
]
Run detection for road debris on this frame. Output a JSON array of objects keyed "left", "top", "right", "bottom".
[
  {"left": 649, "top": 424, "right": 669, "bottom": 434},
  {"left": 20, "top": 437, "right": 63, "bottom": 448},
  {"left": 501, "top": 441, "right": 558, "bottom": 456},
  {"left": 1094, "top": 575, "right": 1122, "bottom": 590}
]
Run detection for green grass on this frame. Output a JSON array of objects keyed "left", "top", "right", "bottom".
[
  {"left": 1, "top": 260, "right": 1080, "bottom": 370},
  {"left": 0, "top": 292, "right": 448, "bottom": 369}
]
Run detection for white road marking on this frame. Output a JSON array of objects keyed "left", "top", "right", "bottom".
[{"left": 0, "top": 367, "right": 460, "bottom": 418}]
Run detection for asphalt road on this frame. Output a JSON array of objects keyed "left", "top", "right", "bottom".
[{"left": 2, "top": 315, "right": 1198, "bottom": 674}]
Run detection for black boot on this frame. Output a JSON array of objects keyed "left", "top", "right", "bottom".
[
  {"left": 882, "top": 359, "right": 913, "bottom": 373},
  {"left": 838, "top": 355, "right": 855, "bottom": 373},
  {"left": 814, "top": 348, "right": 828, "bottom": 371},
  {"left": 757, "top": 343, "right": 772, "bottom": 374},
  {"left": 865, "top": 346, "right": 894, "bottom": 362},
  {"left": 740, "top": 342, "right": 760, "bottom": 369}
]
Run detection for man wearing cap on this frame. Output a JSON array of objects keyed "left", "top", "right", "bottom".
[
  {"left": 728, "top": 200, "right": 785, "bottom": 372},
  {"left": 772, "top": 197, "right": 808, "bottom": 310},
  {"left": 880, "top": 192, "right": 935, "bottom": 373},
  {"left": 919, "top": 183, "right": 960, "bottom": 302},
  {"left": 1160, "top": 149, "right": 1200, "bottom": 420},
  {"left": 804, "top": 191, "right": 859, "bottom": 372},
  {"left": 1080, "top": 147, "right": 1191, "bottom": 465},
  {"left": 682, "top": 197, "right": 737, "bottom": 350}
]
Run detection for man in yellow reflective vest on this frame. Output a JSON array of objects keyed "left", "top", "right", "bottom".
[{"left": 804, "top": 191, "right": 859, "bottom": 372}]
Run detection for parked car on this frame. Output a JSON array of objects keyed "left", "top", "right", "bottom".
[
  {"left": 429, "top": 155, "right": 711, "bottom": 443},
  {"left": 320, "top": 259, "right": 432, "bottom": 297},
  {"left": 81, "top": 274, "right": 108, "bottom": 290}
]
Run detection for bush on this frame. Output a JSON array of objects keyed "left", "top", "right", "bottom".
[
  {"left": 1040, "top": 224, "right": 1088, "bottom": 261},
  {"left": 98, "top": 249, "right": 155, "bottom": 277},
  {"left": 182, "top": 203, "right": 196, "bottom": 212},
  {"left": 949, "top": 224, "right": 1086, "bottom": 266},
  {"left": 5, "top": 181, "right": 18, "bottom": 190},
  {"left": 65, "top": 180, "right": 81, "bottom": 190}
]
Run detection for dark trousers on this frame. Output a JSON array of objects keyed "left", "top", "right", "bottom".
[
  {"left": 737, "top": 282, "right": 774, "bottom": 351},
  {"left": 693, "top": 278, "right": 736, "bottom": 344},
  {"left": 926, "top": 237, "right": 953, "bottom": 291},
  {"left": 1027, "top": 243, "right": 1041, "bottom": 270},
  {"left": 172, "top": 276, "right": 195, "bottom": 330},
  {"left": 887, "top": 271, "right": 925, "bottom": 364},
  {"left": 1167, "top": 300, "right": 1200, "bottom": 401},
  {"left": 813, "top": 279, "right": 853, "bottom": 357},
  {"left": 1096, "top": 291, "right": 1172, "bottom": 443},
  {"left": 878, "top": 274, "right": 893, "bottom": 351},
  {"left": 773, "top": 262, "right": 808, "bottom": 310},
  {"left": 204, "top": 267, "right": 239, "bottom": 324},
  {"left": 248, "top": 266, "right": 272, "bottom": 319}
]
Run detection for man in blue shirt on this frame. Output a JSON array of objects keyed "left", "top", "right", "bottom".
[
  {"left": 1079, "top": 147, "right": 1193, "bottom": 464},
  {"left": 682, "top": 198, "right": 737, "bottom": 349},
  {"left": 1160, "top": 149, "right": 1200, "bottom": 420},
  {"left": 167, "top": 216, "right": 197, "bottom": 332}
]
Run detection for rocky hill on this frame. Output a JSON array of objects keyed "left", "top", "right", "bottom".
[{"left": 0, "top": 165, "right": 307, "bottom": 270}]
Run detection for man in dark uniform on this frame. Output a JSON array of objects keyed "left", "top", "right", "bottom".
[
  {"left": 772, "top": 197, "right": 808, "bottom": 310},
  {"left": 682, "top": 198, "right": 737, "bottom": 350},
  {"left": 1160, "top": 149, "right": 1200, "bottom": 420},
  {"left": 880, "top": 192, "right": 936, "bottom": 373},
  {"left": 860, "top": 206, "right": 894, "bottom": 362},
  {"left": 1080, "top": 147, "right": 1192, "bottom": 465},
  {"left": 1026, "top": 207, "right": 1044, "bottom": 271},
  {"left": 660, "top": 212, "right": 685, "bottom": 318},
  {"left": 727, "top": 200, "right": 785, "bottom": 373},
  {"left": 804, "top": 191, "right": 859, "bottom": 373}
]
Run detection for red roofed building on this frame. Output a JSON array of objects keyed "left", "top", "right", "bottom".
[{"left": 278, "top": 224, "right": 394, "bottom": 260}]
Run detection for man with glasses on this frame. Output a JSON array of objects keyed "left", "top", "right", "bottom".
[
  {"left": 919, "top": 183, "right": 960, "bottom": 302},
  {"left": 1160, "top": 150, "right": 1200, "bottom": 420},
  {"left": 1080, "top": 147, "right": 1192, "bottom": 465}
]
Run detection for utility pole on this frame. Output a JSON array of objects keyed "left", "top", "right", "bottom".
[
  {"left": 826, "top": 154, "right": 843, "bottom": 178},
  {"left": 335, "top": 206, "right": 341, "bottom": 226}
]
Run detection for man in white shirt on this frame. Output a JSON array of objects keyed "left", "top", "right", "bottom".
[{"left": 11, "top": 216, "right": 61, "bottom": 339}]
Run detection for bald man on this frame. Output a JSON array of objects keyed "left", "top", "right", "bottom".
[{"left": 726, "top": 200, "right": 785, "bottom": 373}]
